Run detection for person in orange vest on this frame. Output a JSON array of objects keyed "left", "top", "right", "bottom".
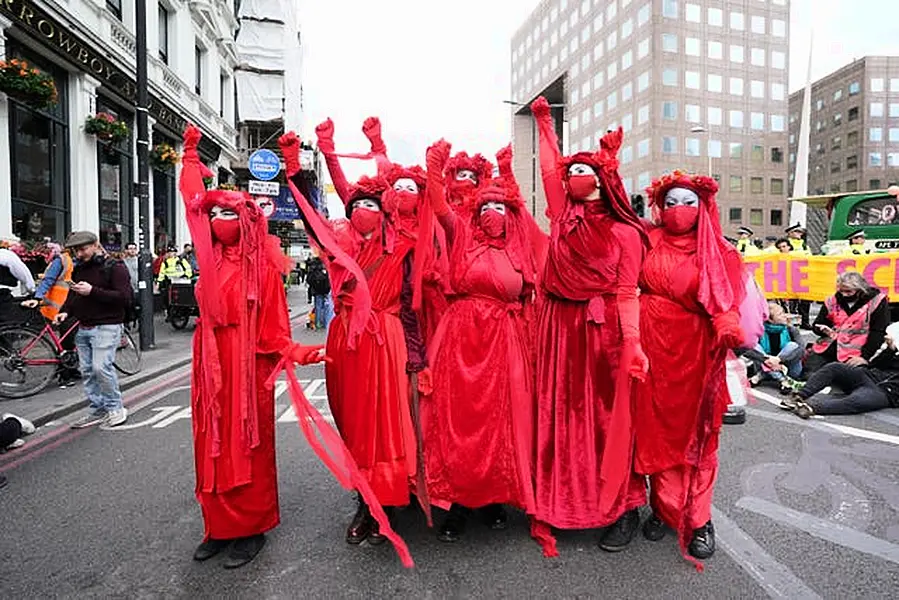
[{"left": 787, "top": 272, "right": 889, "bottom": 396}]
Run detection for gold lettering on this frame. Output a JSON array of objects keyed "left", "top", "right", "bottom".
[
  {"left": 18, "top": 4, "right": 34, "bottom": 27},
  {"left": 36, "top": 18, "right": 53, "bottom": 39},
  {"left": 89, "top": 57, "right": 104, "bottom": 75},
  {"left": 56, "top": 32, "right": 78, "bottom": 55},
  {"left": 77, "top": 47, "right": 88, "bottom": 65}
]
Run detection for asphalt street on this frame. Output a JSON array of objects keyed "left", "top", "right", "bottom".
[{"left": 2, "top": 325, "right": 899, "bottom": 599}]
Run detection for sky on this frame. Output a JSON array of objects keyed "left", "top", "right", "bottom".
[{"left": 295, "top": 0, "right": 897, "bottom": 205}]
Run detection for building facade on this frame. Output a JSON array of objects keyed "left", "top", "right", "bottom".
[
  {"left": 510, "top": 0, "right": 790, "bottom": 237},
  {"left": 0, "top": 0, "right": 239, "bottom": 253},
  {"left": 788, "top": 57, "right": 899, "bottom": 198}
]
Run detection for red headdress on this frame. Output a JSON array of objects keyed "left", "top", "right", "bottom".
[
  {"left": 345, "top": 174, "right": 389, "bottom": 215},
  {"left": 383, "top": 163, "right": 427, "bottom": 191},
  {"left": 444, "top": 152, "right": 494, "bottom": 186},
  {"left": 647, "top": 170, "right": 744, "bottom": 315}
]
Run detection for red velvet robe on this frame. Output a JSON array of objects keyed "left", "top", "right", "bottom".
[{"left": 192, "top": 246, "right": 292, "bottom": 540}]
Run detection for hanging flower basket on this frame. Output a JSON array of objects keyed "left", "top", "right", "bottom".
[
  {"left": 217, "top": 183, "right": 238, "bottom": 191},
  {"left": 203, "top": 176, "right": 214, "bottom": 188},
  {"left": 0, "top": 59, "right": 58, "bottom": 109},
  {"left": 150, "top": 143, "right": 180, "bottom": 170},
  {"left": 85, "top": 112, "right": 130, "bottom": 143}
]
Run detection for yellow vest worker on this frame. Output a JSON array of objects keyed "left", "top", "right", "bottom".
[
  {"left": 735, "top": 227, "right": 761, "bottom": 256},
  {"left": 841, "top": 229, "right": 871, "bottom": 256},
  {"left": 157, "top": 249, "right": 193, "bottom": 283}
]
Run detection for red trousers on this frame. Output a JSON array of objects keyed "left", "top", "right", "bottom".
[{"left": 649, "top": 463, "right": 718, "bottom": 532}]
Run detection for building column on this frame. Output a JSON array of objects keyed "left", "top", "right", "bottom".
[
  {"left": 0, "top": 15, "right": 14, "bottom": 239},
  {"left": 69, "top": 73, "right": 102, "bottom": 233}
]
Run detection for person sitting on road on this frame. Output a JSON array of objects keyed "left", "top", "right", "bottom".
[
  {"left": 741, "top": 303, "right": 803, "bottom": 393},
  {"left": 805, "top": 272, "right": 888, "bottom": 375},
  {"left": 784, "top": 326, "right": 899, "bottom": 418},
  {"left": 0, "top": 412, "right": 35, "bottom": 452}
]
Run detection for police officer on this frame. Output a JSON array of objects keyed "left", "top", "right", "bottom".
[
  {"left": 785, "top": 224, "right": 810, "bottom": 254},
  {"left": 735, "top": 227, "right": 760, "bottom": 256},
  {"left": 156, "top": 245, "right": 193, "bottom": 318},
  {"left": 842, "top": 230, "right": 871, "bottom": 256}
]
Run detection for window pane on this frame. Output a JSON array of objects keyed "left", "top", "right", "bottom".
[
  {"left": 772, "top": 51, "right": 786, "bottom": 70},
  {"left": 686, "top": 3, "right": 700, "bottom": 22},
  {"left": 662, "top": 136, "right": 677, "bottom": 154},
  {"left": 730, "top": 77, "right": 743, "bottom": 96},
  {"left": 685, "top": 38, "right": 700, "bottom": 56},
  {"left": 663, "top": 101, "right": 678, "bottom": 120},
  {"left": 870, "top": 152, "right": 882, "bottom": 167},
  {"left": 685, "top": 104, "right": 701, "bottom": 123},
  {"left": 750, "top": 208, "right": 763, "bottom": 226},
  {"left": 771, "top": 83, "right": 785, "bottom": 101},
  {"left": 730, "top": 143, "right": 743, "bottom": 158},
  {"left": 728, "top": 207, "right": 742, "bottom": 223},
  {"left": 730, "top": 12, "right": 744, "bottom": 30},
  {"left": 685, "top": 138, "right": 700, "bottom": 156},
  {"left": 662, "top": 33, "right": 678, "bottom": 53},
  {"left": 708, "top": 74, "right": 722, "bottom": 93},
  {"left": 730, "top": 45, "right": 744, "bottom": 63},
  {"left": 751, "top": 16, "right": 765, "bottom": 34},
  {"left": 663, "top": 68, "right": 678, "bottom": 86},
  {"left": 663, "top": 0, "right": 678, "bottom": 18},
  {"left": 871, "top": 128, "right": 883, "bottom": 142},
  {"left": 708, "top": 41, "right": 723, "bottom": 60},
  {"left": 772, "top": 19, "right": 786, "bottom": 37},
  {"left": 751, "top": 80, "right": 764, "bottom": 98},
  {"left": 730, "top": 176, "right": 743, "bottom": 192},
  {"left": 871, "top": 78, "right": 885, "bottom": 92},
  {"left": 771, "top": 115, "right": 786, "bottom": 132},
  {"left": 771, "top": 209, "right": 783, "bottom": 226},
  {"left": 871, "top": 102, "right": 885, "bottom": 117},
  {"left": 708, "top": 107, "right": 722, "bottom": 125},
  {"left": 708, "top": 140, "right": 722, "bottom": 158},
  {"left": 686, "top": 71, "right": 700, "bottom": 89},
  {"left": 729, "top": 110, "right": 744, "bottom": 128},
  {"left": 751, "top": 112, "right": 764, "bottom": 130}
]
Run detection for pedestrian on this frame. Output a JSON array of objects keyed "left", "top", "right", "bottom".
[
  {"left": 529, "top": 97, "right": 649, "bottom": 552},
  {"left": 805, "top": 271, "right": 888, "bottom": 375},
  {"left": 420, "top": 141, "right": 552, "bottom": 551},
  {"left": 181, "top": 242, "right": 199, "bottom": 274},
  {"left": 297, "top": 258, "right": 307, "bottom": 284},
  {"left": 57, "top": 231, "right": 132, "bottom": 428},
  {"left": 0, "top": 240, "right": 36, "bottom": 325},
  {"left": 636, "top": 171, "right": 748, "bottom": 567},
  {"left": 305, "top": 256, "right": 333, "bottom": 329},
  {"left": 743, "top": 302, "right": 804, "bottom": 393},
  {"left": 123, "top": 242, "right": 139, "bottom": 294}
]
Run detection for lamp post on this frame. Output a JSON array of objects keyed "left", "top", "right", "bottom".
[
  {"left": 691, "top": 125, "right": 712, "bottom": 176},
  {"left": 135, "top": 0, "right": 155, "bottom": 350}
]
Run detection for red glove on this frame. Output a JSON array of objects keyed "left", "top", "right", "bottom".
[
  {"left": 315, "top": 118, "right": 336, "bottom": 154},
  {"left": 628, "top": 341, "right": 649, "bottom": 382},
  {"left": 183, "top": 124, "right": 202, "bottom": 152},
  {"left": 278, "top": 132, "right": 302, "bottom": 177},
  {"left": 713, "top": 311, "right": 744, "bottom": 349},
  {"left": 531, "top": 96, "right": 551, "bottom": 120},
  {"left": 289, "top": 343, "right": 327, "bottom": 365},
  {"left": 362, "top": 117, "right": 386, "bottom": 154},
  {"left": 426, "top": 139, "right": 451, "bottom": 175},
  {"left": 416, "top": 367, "right": 433, "bottom": 396},
  {"left": 496, "top": 144, "right": 513, "bottom": 177}
]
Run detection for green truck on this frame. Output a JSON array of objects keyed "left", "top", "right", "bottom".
[{"left": 793, "top": 188, "right": 899, "bottom": 255}]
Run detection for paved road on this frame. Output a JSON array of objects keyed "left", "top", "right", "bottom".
[{"left": 2, "top": 327, "right": 898, "bottom": 598}]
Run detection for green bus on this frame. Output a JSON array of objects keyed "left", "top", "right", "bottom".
[{"left": 792, "top": 189, "right": 899, "bottom": 255}]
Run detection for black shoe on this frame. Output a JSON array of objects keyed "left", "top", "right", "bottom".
[
  {"left": 598, "top": 509, "right": 640, "bottom": 552},
  {"left": 480, "top": 504, "right": 508, "bottom": 530},
  {"left": 688, "top": 521, "right": 716, "bottom": 559},
  {"left": 437, "top": 505, "right": 469, "bottom": 543},
  {"left": 223, "top": 534, "right": 266, "bottom": 569},
  {"left": 193, "top": 538, "right": 230, "bottom": 561},
  {"left": 723, "top": 405, "right": 746, "bottom": 425},
  {"left": 794, "top": 401, "right": 815, "bottom": 420},
  {"left": 346, "top": 499, "right": 371, "bottom": 545},
  {"left": 367, "top": 507, "right": 393, "bottom": 546},
  {"left": 780, "top": 394, "right": 801, "bottom": 411},
  {"left": 0, "top": 474, "right": 7, "bottom": 490},
  {"left": 642, "top": 514, "right": 667, "bottom": 542}
]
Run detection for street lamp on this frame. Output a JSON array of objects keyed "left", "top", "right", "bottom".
[
  {"left": 135, "top": 0, "right": 155, "bottom": 350},
  {"left": 691, "top": 125, "right": 712, "bottom": 176}
]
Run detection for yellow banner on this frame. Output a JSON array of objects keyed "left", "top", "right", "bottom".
[{"left": 744, "top": 253, "right": 899, "bottom": 302}]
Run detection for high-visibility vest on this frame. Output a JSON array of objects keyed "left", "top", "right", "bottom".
[
  {"left": 40, "top": 253, "right": 73, "bottom": 321},
  {"left": 736, "top": 239, "right": 761, "bottom": 256},
  {"left": 812, "top": 292, "right": 886, "bottom": 361},
  {"left": 157, "top": 256, "right": 192, "bottom": 282},
  {"left": 840, "top": 243, "right": 871, "bottom": 256},
  {"left": 788, "top": 238, "right": 807, "bottom": 252}
]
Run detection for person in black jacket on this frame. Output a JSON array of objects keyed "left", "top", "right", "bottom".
[{"left": 785, "top": 329, "right": 899, "bottom": 418}]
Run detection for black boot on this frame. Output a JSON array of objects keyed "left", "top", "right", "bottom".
[
  {"left": 193, "top": 538, "right": 230, "bottom": 561},
  {"left": 723, "top": 404, "right": 746, "bottom": 425},
  {"left": 598, "top": 509, "right": 640, "bottom": 552},
  {"left": 223, "top": 534, "right": 266, "bottom": 569},
  {"left": 642, "top": 514, "right": 667, "bottom": 542},
  {"left": 346, "top": 497, "right": 372, "bottom": 545},
  {"left": 688, "top": 521, "right": 716, "bottom": 559},
  {"left": 368, "top": 507, "right": 393, "bottom": 546},
  {"left": 480, "top": 504, "right": 508, "bottom": 530},
  {"left": 438, "top": 504, "right": 469, "bottom": 543}
]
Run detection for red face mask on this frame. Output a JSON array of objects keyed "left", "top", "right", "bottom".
[
  {"left": 395, "top": 191, "right": 419, "bottom": 215},
  {"left": 567, "top": 175, "right": 598, "bottom": 200},
  {"left": 211, "top": 218, "right": 241, "bottom": 246},
  {"left": 449, "top": 179, "right": 477, "bottom": 199},
  {"left": 350, "top": 207, "right": 381, "bottom": 235},
  {"left": 661, "top": 205, "right": 700, "bottom": 235},
  {"left": 480, "top": 209, "right": 506, "bottom": 238}
]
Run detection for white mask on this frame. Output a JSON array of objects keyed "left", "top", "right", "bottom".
[
  {"left": 351, "top": 198, "right": 381, "bottom": 212},
  {"left": 455, "top": 170, "right": 477, "bottom": 184},
  {"left": 567, "top": 162, "right": 596, "bottom": 176},
  {"left": 664, "top": 187, "right": 700, "bottom": 208},
  {"left": 480, "top": 201, "right": 506, "bottom": 216},
  {"left": 393, "top": 178, "right": 419, "bottom": 194},
  {"left": 209, "top": 206, "right": 239, "bottom": 220}
]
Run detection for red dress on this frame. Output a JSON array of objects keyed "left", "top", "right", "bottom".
[
  {"left": 423, "top": 220, "right": 536, "bottom": 512},
  {"left": 325, "top": 237, "right": 419, "bottom": 507},
  {"left": 192, "top": 247, "right": 291, "bottom": 540},
  {"left": 535, "top": 204, "right": 646, "bottom": 529}
]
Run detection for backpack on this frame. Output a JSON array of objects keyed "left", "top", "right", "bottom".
[
  {"left": 0, "top": 264, "right": 18, "bottom": 287},
  {"left": 307, "top": 264, "right": 331, "bottom": 296}
]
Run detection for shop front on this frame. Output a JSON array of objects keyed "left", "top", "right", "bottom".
[{"left": 95, "top": 96, "right": 132, "bottom": 252}]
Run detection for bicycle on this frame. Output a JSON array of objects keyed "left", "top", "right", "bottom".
[{"left": 0, "top": 317, "right": 141, "bottom": 399}]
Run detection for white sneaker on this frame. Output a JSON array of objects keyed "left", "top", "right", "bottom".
[
  {"left": 3, "top": 413, "right": 36, "bottom": 435},
  {"left": 105, "top": 407, "right": 128, "bottom": 427},
  {"left": 5, "top": 438, "right": 25, "bottom": 449}
]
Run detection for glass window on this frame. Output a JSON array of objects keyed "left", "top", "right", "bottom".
[
  {"left": 621, "top": 145, "right": 633, "bottom": 163},
  {"left": 581, "top": 28, "right": 590, "bottom": 44},
  {"left": 730, "top": 110, "right": 744, "bottom": 128},
  {"left": 730, "top": 12, "right": 744, "bottom": 30},
  {"left": 593, "top": 45, "right": 604, "bottom": 62},
  {"left": 606, "top": 1, "right": 617, "bottom": 20},
  {"left": 771, "top": 147, "right": 784, "bottom": 163},
  {"left": 685, "top": 38, "right": 700, "bottom": 56},
  {"left": 638, "top": 105, "right": 649, "bottom": 125},
  {"left": 847, "top": 154, "right": 858, "bottom": 169},
  {"left": 708, "top": 140, "right": 722, "bottom": 158},
  {"left": 771, "top": 83, "right": 785, "bottom": 101},
  {"left": 730, "top": 176, "right": 743, "bottom": 193},
  {"left": 594, "top": 71, "right": 605, "bottom": 89},
  {"left": 871, "top": 127, "right": 883, "bottom": 142},
  {"left": 607, "top": 62, "right": 618, "bottom": 80},
  {"left": 158, "top": 4, "right": 170, "bottom": 64},
  {"left": 890, "top": 128, "right": 899, "bottom": 142},
  {"left": 622, "top": 82, "right": 633, "bottom": 101},
  {"left": 834, "top": 89, "right": 843, "bottom": 101},
  {"left": 194, "top": 44, "right": 204, "bottom": 96},
  {"left": 848, "top": 131, "right": 859, "bottom": 146},
  {"left": 638, "top": 171, "right": 651, "bottom": 192},
  {"left": 772, "top": 19, "right": 786, "bottom": 37},
  {"left": 750, "top": 208, "right": 763, "bottom": 226},
  {"left": 846, "top": 180, "right": 859, "bottom": 192},
  {"left": 107, "top": 0, "right": 122, "bottom": 19},
  {"left": 638, "top": 3, "right": 651, "bottom": 26},
  {"left": 622, "top": 18, "right": 633, "bottom": 39},
  {"left": 570, "top": 87, "right": 580, "bottom": 105},
  {"left": 708, "top": 41, "right": 723, "bottom": 60},
  {"left": 849, "top": 81, "right": 861, "bottom": 95},
  {"left": 708, "top": 74, "right": 722, "bottom": 93},
  {"left": 751, "top": 15, "right": 765, "bottom": 34},
  {"left": 708, "top": 7, "right": 723, "bottom": 26},
  {"left": 892, "top": 79, "right": 899, "bottom": 92},
  {"left": 622, "top": 50, "right": 633, "bottom": 70},
  {"left": 686, "top": 71, "right": 701, "bottom": 89},
  {"left": 771, "top": 115, "right": 785, "bottom": 132},
  {"left": 870, "top": 179, "right": 882, "bottom": 189},
  {"left": 888, "top": 153, "right": 899, "bottom": 167},
  {"left": 730, "top": 45, "right": 744, "bottom": 63},
  {"left": 708, "top": 106, "right": 722, "bottom": 126},
  {"left": 730, "top": 77, "right": 744, "bottom": 96},
  {"left": 662, "top": 33, "right": 678, "bottom": 52},
  {"left": 622, "top": 114, "right": 633, "bottom": 133},
  {"left": 772, "top": 51, "right": 786, "bottom": 70},
  {"left": 751, "top": 80, "right": 764, "bottom": 98},
  {"left": 582, "top": 0, "right": 591, "bottom": 18},
  {"left": 870, "top": 152, "right": 883, "bottom": 167},
  {"left": 751, "top": 48, "right": 765, "bottom": 67},
  {"left": 730, "top": 142, "right": 743, "bottom": 158},
  {"left": 638, "top": 138, "right": 650, "bottom": 157},
  {"left": 607, "top": 31, "right": 618, "bottom": 51},
  {"left": 662, "top": 0, "right": 678, "bottom": 18},
  {"left": 751, "top": 112, "right": 764, "bottom": 130},
  {"left": 890, "top": 103, "right": 899, "bottom": 118},
  {"left": 871, "top": 102, "right": 885, "bottom": 117},
  {"left": 662, "top": 137, "right": 677, "bottom": 154},
  {"left": 871, "top": 78, "right": 885, "bottom": 92},
  {"left": 581, "top": 54, "right": 590, "bottom": 71},
  {"left": 771, "top": 209, "right": 784, "bottom": 226},
  {"left": 771, "top": 179, "right": 785, "bottom": 195},
  {"left": 663, "top": 68, "right": 678, "bottom": 86},
  {"left": 581, "top": 108, "right": 591, "bottom": 125},
  {"left": 569, "top": 11, "right": 578, "bottom": 28},
  {"left": 832, "top": 135, "right": 842, "bottom": 150},
  {"left": 581, "top": 80, "right": 591, "bottom": 99},
  {"left": 663, "top": 101, "right": 678, "bottom": 120},
  {"left": 638, "top": 71, "right": 650, "bottom": 92},
  {"left": 607, "top": 91, "right": 618, "bottom": 111},
  {"left": 571, "top": 115, "right": 580, "bottom": 132},
  {"left": 685, "top": 3, "right": 700, "bottom": 22},
  {"left": 685, "top": 104, "right": 701, "bottom": 123},
  {"left": 638, "top": 38, "right": 650, "bottom": 59},
  {"left": 729, "top": 207, "right": 742, "bottom": 223},
  {"left": 593, "top": 101, "right": 604, "bottom": 118},
  {"left": 751, "top": 146, "right": 764, "bottom": 162},
  {"left": 685, "top": 138, "right": 700, "bottom": 157}
]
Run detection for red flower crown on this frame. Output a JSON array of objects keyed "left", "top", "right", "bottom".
[
  {"left": 384, "top": 163, "right": 427, "bottom": 190},
  {"left": 646, "top": 170, "right": 719, "bottom": 206},
  {"left": 348, "top": 174, "right": 389, "bottom": 202},
  {"left": 445, "top": 152, "right": 493, "bottom": 185}
]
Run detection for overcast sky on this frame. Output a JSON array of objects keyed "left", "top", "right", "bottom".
[{"left": 296, "top": 0, "right": 896, "bottom": 190}]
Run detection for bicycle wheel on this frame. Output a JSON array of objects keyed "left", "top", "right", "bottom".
[
  {"left": 114, "top": 330, "right": 141, "bottom": 376},
  {"left": 0, "top": 327, "right": 59, "bottom": 399}
]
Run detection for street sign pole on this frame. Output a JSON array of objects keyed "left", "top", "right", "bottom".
[{"left": 135, "top": 0, "right": 155, "bottom": 350}]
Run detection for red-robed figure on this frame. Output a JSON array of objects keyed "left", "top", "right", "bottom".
[
  {"left": 420, "top": 140, "right": 550, "bottom": 548},
  {"left": 636, "top": 171, "right": 746, "bottom": 569},
  {"left": 178, "top": 127, "right": 326, "bottom": 569},
  {"left": 530, "top": 96, "right": 649, "bottom": 551}
]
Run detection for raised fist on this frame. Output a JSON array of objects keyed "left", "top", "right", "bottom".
[
  {"left": 496, "top": 144, "right": 513, "bottom": 175},
  {"left": 183, "top": 124, "right": 202, "bottom": 150},
  {"left": 278, "top": 132, "right": 302, "bottom": 176},
  {"left": 315, "top": 118, "right": 335, "bottom": 154},
  {"left": 531, "top": 96, "right": 551, "bottom": 120},
  {"left": 362, "top": 117, "right": 382, "bottom": 142},
  {"left": 426, "top": 139, "right": 452, "bottom": 174}
]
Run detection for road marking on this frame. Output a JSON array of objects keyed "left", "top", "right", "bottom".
[
  {"left": 103, "top": 406, "right": 182, "bottom": 431},
  {"left": 152, "top": 406, "right": 192, "bottom": 428},
  {"left": 735, "top": 496, "right": 899, "bottom": 566},
  {"left": 713, "top": 505, "right": 821, "bottom": 599},
  {"left": 869, "top": 412, "right": 899, "bottom": 428}
]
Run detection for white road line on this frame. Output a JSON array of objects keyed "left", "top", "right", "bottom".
[
  {"left": 735, "top": 496, "right": 899, "bottom": 566},
  {"left": 869, "top": 412, "right": 899, "bottom": 428},
  {"left": 712, "top": 505, "right": 822, "bottom": 600}
]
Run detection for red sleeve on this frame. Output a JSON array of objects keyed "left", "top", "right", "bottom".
[
  {"left": 401, "top": 253, "right": 427, "bottom": 372},
  {"left": 257, "top": 265, "right": 293, "bottom": 355},
  {"left": 532, "top": 104, "right": 567, "bottom": 220},
  {"left": 614, "top": 224, "right": 644, "bottom": 341},
  {"left": 322, "top": 150, "right": 353, "bottom": 206}
]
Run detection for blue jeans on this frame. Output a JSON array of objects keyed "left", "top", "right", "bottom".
[
  {"left": 75, "top": 324, "right": 123, "bottom": 414},
  {"left": 313, "top": 294, "right": 333, "bottom": 329},
  {"left": 754, "top": 341, "right": 802, "bottom": 381}
]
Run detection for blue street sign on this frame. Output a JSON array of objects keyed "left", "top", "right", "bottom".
[{"left": 248, "top": 149, "right": 281, "bottom": 181}]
